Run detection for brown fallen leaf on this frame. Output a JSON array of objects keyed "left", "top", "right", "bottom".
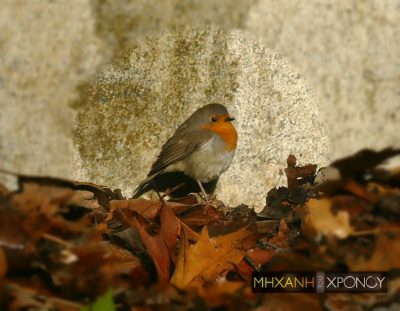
[
  {"left": 331, "top": 148, "right": 400, "bottom": 179},
  {"left": 165, "top": 200, "right": 200, "bottom": 215},
  {"left": 131, "top": 216, "right": 170, "bottom": 287},
  {"left": 2, "top": 148, "right": 400, "bottom": 310},
  {"left": 114, "top": 204, "right": 181, "bottom": 286},
  {"left": 17, "top": 175, "right": 120, "bottom": 208},
  {"left": 267, "top": 219, "right": 289, "bottom": 248},
  {"left": 168, "top": 194, "right": 199, "bottom": 206},
  {"left": 180, "top": 206, "right": 218, "bottom": 229},
  {"left": 171, "top": 226, "right": 255, "bottom": 289},
  {"left": 330, "top": 195, "right": 367, "bottom": 220},
  {"left": 343, "top": 179, "right": 377, "bottom": 203},
  {"left": 285, "top": 155, "right": 317, "bottom": 189},
  {"left": 180, "top": 220, "right": 200, "bottom": 242},
  {"left": 5, "top": 282, "right": 82, "bottom": 311},
  {"left": 0, "top": 182, "right": 9, "bottom": 197},
  {"left": 67, "top": 190, "right": 102, "bottom": 211},
  {"left": 160, "top": 204, "right": 181, "bottom": 263},
  {"left": 324, "top": 278, "right": 400, "bottom": 311},
  {"left": 0, "top": 248, "right": 7, "bottom": 277},
  {"left": 258, "top": 293, "right": 322, "bottom": 311},
  {"left": 346, "top": 225, "right": 400, "bottom": 270},
  {"left": 303, "top": 198, "right": 354, "bottom": 239},
  {"left": 53, "top": 240, "right": 138, "bottom": 299},
  {"left": 109, "top": 198, "right": 163, "bottom": 220},
  {"left": 236, "top": 247, "right": 275, "bottom": 279},
  {"left": 193, "top": 278, "right": 254, "bottom": 308}
]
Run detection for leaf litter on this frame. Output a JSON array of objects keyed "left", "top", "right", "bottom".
[{"left": 0, "top": 148, "right": 400, "bottom": 310}]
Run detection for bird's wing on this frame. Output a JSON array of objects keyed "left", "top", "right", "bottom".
[
  {"left": 131, "top": 129, "right": 212, "bottom": 198},
  {"left": 148, "top": 129, "right": 212, "bottom": 176}
]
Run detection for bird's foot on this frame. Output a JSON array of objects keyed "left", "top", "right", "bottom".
[{"left": 199, "top": 193, "right": 217, "bottom": 205}]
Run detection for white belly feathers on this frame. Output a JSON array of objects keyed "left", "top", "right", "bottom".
[{"left": 165, "top": 134, "right": 235, "bottom": 182}]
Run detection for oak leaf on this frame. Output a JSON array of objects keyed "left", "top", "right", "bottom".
[{"left": 171, "top": 226, "right": 254, "bottom": 289}]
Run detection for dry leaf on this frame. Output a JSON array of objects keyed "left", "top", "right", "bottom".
[
  {"left": 267, "top": 219, "right": 289, "bottom": 248},
  {"left": 259, "top": 293, "right": 322, "bottom": 311},
  {"left": 346, "top": 225, "right": 400, "bottom": 270},
  {"left": 2, "top": 149, "right": 400, "bottom": 310},
  {"left": 171, "top": 226, "right": 254, "bottom": 289},
  {"left": 343, "top": 179, "right": 377, "bottom": 203},
  {"left": 236, "top": 247, "right": 275, "bottom": 278},
  {"left": 160, "top": 204, "right": 181, "bottom": 263},
  {"left": 132, "top": 217, "right": 170, "bottom": 287},
  {"left": 180, "top": 220, "right": 200, "bottom": 242},
  {"left": 109, "top": 199, "right": 163, "bottom": 220},
  {"left": 285, "top": 155, "right": 317, "bottom": 188},
  {"left": 194, "top": 279, "right": 254, "bottom": 307},
  {"left": 304, "top": 198, "right": 354, "bottom": 239},
  {"left": 0, "top": 248, "right": 7, "bottom": 277}
]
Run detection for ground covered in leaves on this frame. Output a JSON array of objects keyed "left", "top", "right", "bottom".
[{"left": 1, "top": 149, "right": 400, "bottom": 310}]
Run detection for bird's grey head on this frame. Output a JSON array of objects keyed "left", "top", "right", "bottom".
[{"left": 189, "top": 103, "right": 235, "bottom": 126}]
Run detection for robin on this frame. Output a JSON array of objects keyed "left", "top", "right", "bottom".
[{"left": 132, "top": 103, "right": 238, "bottom": 200}]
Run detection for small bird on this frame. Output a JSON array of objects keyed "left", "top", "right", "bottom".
[{"left": 132, "top": 103, "right": 238, "bottom": 200}]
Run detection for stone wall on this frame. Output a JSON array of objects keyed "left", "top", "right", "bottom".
[
  {"left": 247, "top": 0, "right": 400, "bottom": 158},
  {"left": 1, "top": 0, "right": 398, "bottom": 209},
  {"left": 74, "top": 28, "right": 328, "bottom": 207}
]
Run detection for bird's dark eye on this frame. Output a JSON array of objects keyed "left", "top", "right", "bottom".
[{"left": 211, "top": 117, "right": 217, "bottom": 122}]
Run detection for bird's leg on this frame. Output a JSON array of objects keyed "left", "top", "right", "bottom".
[
  {"left": 196, "top": 179, "right": 210, "bottom": 205},
  {"left": 149, "top": 179, "right": 163, "bottom": 201}
]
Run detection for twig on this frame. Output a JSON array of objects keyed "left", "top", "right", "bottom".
[
  {"left": 0, "top": 167, "right": 20, "bottom": 176},
  {"left": 350, "top": 228, "right": 380, "bottom": 237},
  {"left": 42, "top": 233, "right": 73, "bottom": 248},
  {"left": 162, "top": 183, "right": 185, "bottom": 200}
]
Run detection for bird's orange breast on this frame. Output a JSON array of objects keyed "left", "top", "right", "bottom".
[{"left": 202, "top": 114, "right": 238, "bottom": 151}]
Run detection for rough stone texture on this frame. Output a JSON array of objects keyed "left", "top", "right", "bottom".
[
  {"left": 75, "top": 28, "right": 329, "bottom": 208},
  {"left": 90, "top": 0, "right": 256, "bottom": 58},
  {"left": 3, "top": 0, "right": 397, "bottom": 209},
  {"left": 0, "top": 1, "right": 329, "bottom": 209},
  {"left": 0, "top": 1, "right": 105, "bottom": 187},
  {"left": 89, "top": 0, "right": 400, "bottom": 160},
  {"left": 246, "top": 0, "right": 400, "bottom": 159}
]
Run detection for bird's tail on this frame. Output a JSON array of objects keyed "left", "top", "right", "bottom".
[{"left": 131, "top": 173, "right": 157, "bottom": 198}]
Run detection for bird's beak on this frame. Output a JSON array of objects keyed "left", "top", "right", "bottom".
[{"left": 225, "top": 116, "right": 235, "bottom": 122}]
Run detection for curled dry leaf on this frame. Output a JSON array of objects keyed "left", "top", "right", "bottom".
[
  {"left": 131, "top": 216, "right": 170, "bottom": 287},
  {"left": 160, "top": 203, "right": 181, "bottom": 263},
  {"left": 128, "top": 204, "right": 181, "bottom": 286},
  {"left": 17, "top": 175, "right": 120, "bottom": 208},
  {"left": 285, "top": 155, "right": 317, "bottom": 189},
  {"left": 266, "top": 219, "right": 289, "bottom": 248}
]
